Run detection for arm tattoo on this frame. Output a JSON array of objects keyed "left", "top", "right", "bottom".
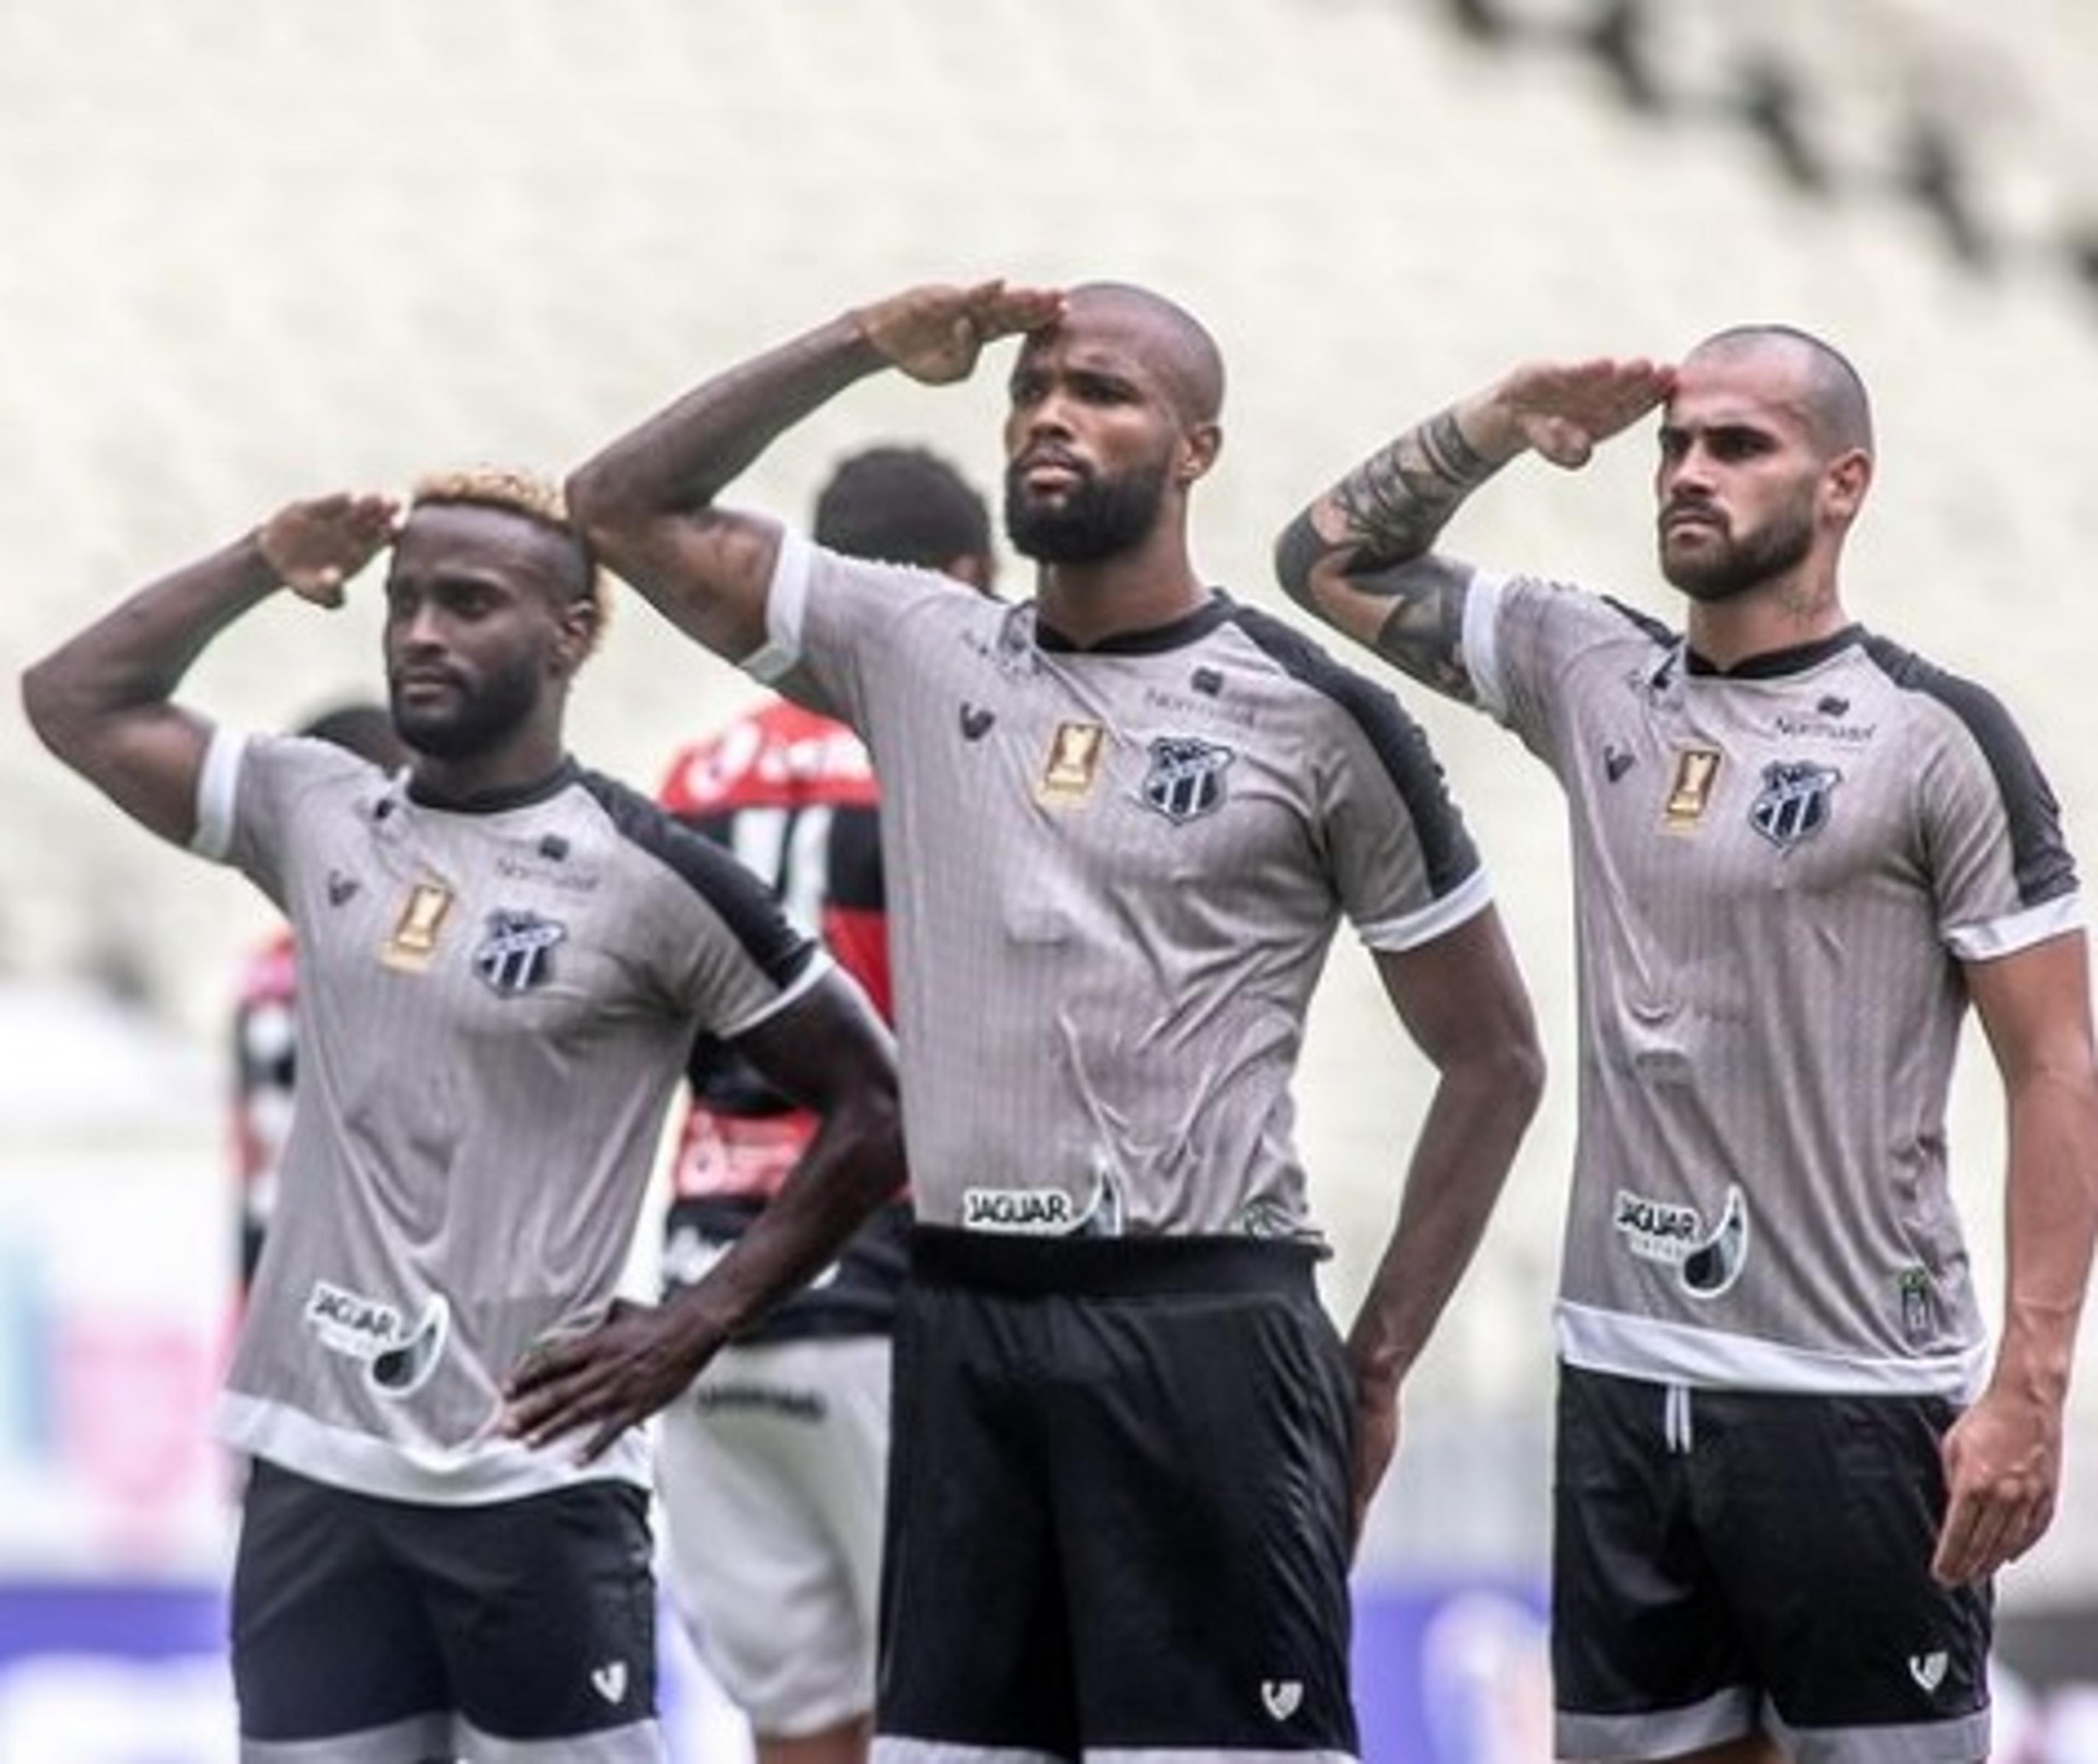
[
  {"left": 1331, "top": 410, "right": 1498, "bottom": 563},
  {"left": 1370, "top": 561, "right": 1476, "bottom": 703}
]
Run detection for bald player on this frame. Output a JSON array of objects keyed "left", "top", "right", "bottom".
[
  {"left": 1275, "top": 327, "right": 2098, "bottom": 1764},
  {"left": 506, "top": 279, "right": 1547, "bottom": 1763}
]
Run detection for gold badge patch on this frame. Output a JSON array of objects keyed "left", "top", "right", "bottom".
[
  {"left": 1662, "top": 746, "right": 1723, "bottom": 830},
  {"left": 383, "top": 881, "right": 455, "bottom": 971},
  {"left": 1038, "top": 721, "right": 1106, "bottom": 805}
]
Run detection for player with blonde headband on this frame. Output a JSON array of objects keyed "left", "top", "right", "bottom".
[{"left": 22, "top": 469, "right": 907, "bottom": 1762}]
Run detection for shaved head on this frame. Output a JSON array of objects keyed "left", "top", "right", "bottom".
[
  {"left": 1063, "top": 281, "right": 1226, "bottom": 427},
  {"left": 1686, "top": 325, "right": 1873, "bottom": 458}
]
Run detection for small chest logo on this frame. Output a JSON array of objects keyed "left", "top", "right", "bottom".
[
  {"left": 1141, "top": 736, "right": 1234, "bottom": 824},
  {"left": 472, "top": 910, "right": 567, "bottom": 995},
  {"left": 1749, "top": 760, "right": 1841, "bottom": 849}
]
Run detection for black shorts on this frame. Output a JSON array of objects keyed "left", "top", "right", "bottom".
[
  {"left": 231, "top": 1458, "right": 661, "bottom": 1760},
  {"left": 1553, "top": 1366, "right": 1992, "bottom": 1763},
  {"left": 877, "top": 1228, "right": 1359, "bottom": 1762}
]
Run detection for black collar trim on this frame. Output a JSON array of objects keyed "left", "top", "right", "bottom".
[
  {"left": 1035, "top": 591, "right": 1234, "bottom": 655},
  {"left": 407, "top": 756, "right": 580, "bottom": 813},
  {"left": 1685, "top": 624, "right": 1863, "bottom": 680}
]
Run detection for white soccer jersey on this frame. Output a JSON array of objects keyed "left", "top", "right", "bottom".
[
  {"left": 751, "top": 532, "right": 1493, "bottom": 1242},
  {"left": 1465, "top": 573, "right": 2083, "bottom": 1396},
  {"left": 192, "top": 732, "right": 825, "bottom": 1503}
]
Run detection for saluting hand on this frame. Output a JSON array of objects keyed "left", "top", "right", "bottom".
[
  {"left": 1485, "top": 357, "right": 1676, "bottom": 469},
  {"left": 853, "top": 279, "right": 1066, "bottom": 386},
  {"left": 256, "top": 492, "right": 400, "bottom": 608}
]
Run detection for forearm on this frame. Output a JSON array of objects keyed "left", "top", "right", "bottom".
[
  {"left": 567, "top": 312, "right": 881, "bottom": 546},
  {"left": 1272, "top": 391, "right": 1518, "bottom": 697},
  {"left": 25, "top": 532, "right": 278, "bottom": 735},
  {"left": 661, "top": 1098, "right": 906, "bottom": 1352},
  {"left": 22, "top": 530, "right": 281, "bottom": 840},
  {"left": 1990, "top": 1069, "right": 2098, "bottom": 1407},
  {"left": 1345, "top": 1048, "right": 1541, "bottom": 1389}
]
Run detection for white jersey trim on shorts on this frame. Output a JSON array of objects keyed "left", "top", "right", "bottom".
[
  {"left": 190, "top": 723, "right": 245, "bottom": 860},
  {"left": 1354, "top": 863, "right": 1494, "bottom": 953},
  {"left": 216, "top": 1390, "right": 651, "bottom": 1505},
  {"left": 1944, "top": 891, "right": 2084, "bottom": 963},
  {"left": 745, "top": 521, "right": 813, "bottom": 685},
  {"left": 1555, "top": 1301, "right": 1989, "bottom": 1400}
]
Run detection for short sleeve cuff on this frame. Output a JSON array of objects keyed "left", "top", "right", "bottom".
[
  {"left": 743, "top": 526, "right": 813, "bottom": 686},
  {"left": 189, "top": 726, "right": 247, "bottom": 862}
]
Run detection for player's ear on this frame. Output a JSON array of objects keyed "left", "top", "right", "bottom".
[
  {"left": 1177, "top": 422, "right": 1222, "bottom": 487},
  {"left": 551, "top": 591, "right": 601, "bottom": 674}
]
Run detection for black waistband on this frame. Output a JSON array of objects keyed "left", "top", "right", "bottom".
[{"left": 909, "top": 1224, "right": 1322, "bottom": 1298}]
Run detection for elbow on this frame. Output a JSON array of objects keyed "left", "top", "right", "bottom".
[
  {"left": 1271, "top": 511, "right": 1324, "bottom": 615},
  {"left": 1506, "top": 1034, "right": 1548, "bottom": 1125},
  {"left": 20, "top": 651, "right": 81, "bottom": 762},
  {"left": 558, "top": 457, "right": 621, "bottom": 562}
]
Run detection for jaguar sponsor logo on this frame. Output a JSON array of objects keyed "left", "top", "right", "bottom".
[
  {"left": 961, "top": 1188, "right": 1080, "bottom": 1234},
  {"left": 1613, "top": 1185, "right": 1749, "bottom": 1299},
  {"left": 304, "top": 1283, "right": 449, "bottom": 1395}
]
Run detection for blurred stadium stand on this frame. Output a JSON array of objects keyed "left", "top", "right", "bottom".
[{"left": 2, "top": 0, "right": 2095, "bottom": 1754}]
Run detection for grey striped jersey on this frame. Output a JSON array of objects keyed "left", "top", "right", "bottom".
[
  {"left": 191, "top": 730, "right": 824, "bottom": 1503},
  {"left": 749, "top": 530, "right": 1493, "bottom": 1242},
  {"left": 1464, "top": 573, "right": 2082, "bottom": 1396}
]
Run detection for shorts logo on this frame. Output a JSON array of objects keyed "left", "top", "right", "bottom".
[
  {"left": 591, "top": 1661, "right": 629, "bottom": 1705},
  {"left": 304, "top": 1284, "right": 450, "bottom": 1396},
  {"left": 1613, "top": 1185, "right": 1750, "bottom": 1300},
  {"left": 1261, "top": 1680, "right": 1304, "bottom": 1721},
  {"left": 472, "top": 910, "right": 566, "bottom": 994},
  {"left": 1749, "top": 760, "right": 1840, "bottom": 849},
  {"left": 1908, "top": 1651, "right": 1948, "bottom": 1693},
  {"left": 1141, "top": 736, "right": 1234, "bottom": 824}
]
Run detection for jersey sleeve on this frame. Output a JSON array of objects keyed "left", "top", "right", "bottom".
[
  {"left": 190, "top": 728, "right": 379, "bottom": 910},
  {"left": 744, "top": 527, "right": 971, "bottom": 734},
  {"left": 621, "top": 792, "right": 835, "bottom": 1041},
  {"left": 1319, "top": 667, "right": 1494, "bottom": 953},
  {"left": 1462, "top": 569, "right": 1654, "bottom": 770},
  {"left": 1914, "top": 677, "right": 2083, "bottom": 960}
]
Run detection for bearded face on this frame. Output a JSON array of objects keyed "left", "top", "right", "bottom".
[
  {"left": 1659, "top": 484, "right": 1816, "bottom": 604},
  {"left": 1004, "top": 451, "right": 1172, "bottom": 565}
]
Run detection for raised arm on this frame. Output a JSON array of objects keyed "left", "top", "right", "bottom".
[
  {"left": 565, "top": 279, "right": 1063, "bottom": 665},
  {"left": 1931, "top": 931, "right": 2098, "bottom": 1585},
  {"left": 1342, "top": 905, "right": 1546, "bottom": 1549},
  {"left": 20, "top": 494, "right": 398, "bottom": 844},
  {"left": 501, "top": 967, "right": 905, "bottom": 1460},
  {"left": 1272, "top": 358, "right": 1672, "bottom": 700}
]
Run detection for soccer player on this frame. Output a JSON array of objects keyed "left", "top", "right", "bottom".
[
  {"left": 229, "top": 700, "right": 405, "bottom": 1301},
  {"left": 21, "top": 470, "right": 906, "bottom": 1763},
  {"left": 506, "top": 280, "right": 1547, "bottom": 1764},
  {"left": 1274, "top": 328, "right": 2098, "bottom": 1763},
  {"left": 654, "top": 444, "right": 995, "bottom": 1764}
]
